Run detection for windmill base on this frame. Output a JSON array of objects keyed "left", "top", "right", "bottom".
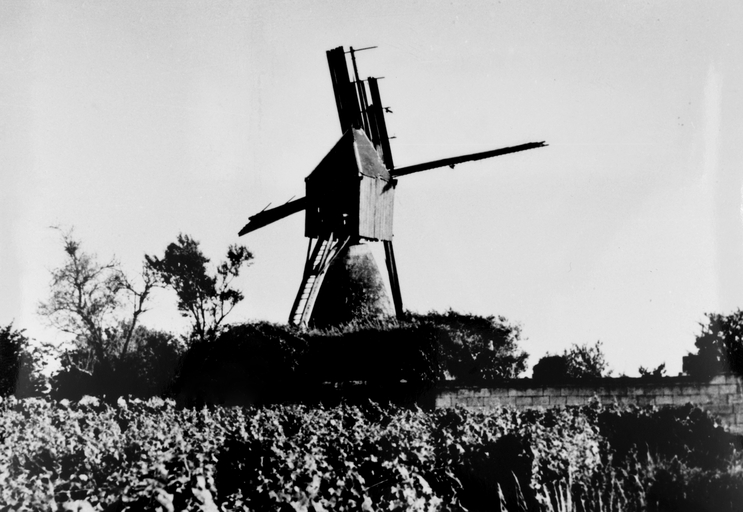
[{"left": 309, "top": 242, "right": 395, "bottom": 328}]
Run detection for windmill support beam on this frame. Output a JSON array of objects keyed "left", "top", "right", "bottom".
[
  {"left": 392, "top": 141, "right": 547, "bottom": 178},
  {"left": 383, "top": 240, "right": 404, "bottom": 319},
  {"left": 289, "top": 235, "right": 351, "bottom": 327}
]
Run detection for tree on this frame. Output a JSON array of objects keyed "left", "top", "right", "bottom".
[
  {"left": 50, "top": 324, "right": 185, "bottom": 400},
  {"left": 533, "top": 341, "right": 611, "bottom": 382},
  {"left": 531, "top": 355, "right": 570, "bottom": 382},
  {"left": 38, "top": 228, "right": 157, "bottom": 385},
  {"left": 173, "top": 322, "right": 307, "bottom": 406},
  {"left": 0, "top": 323, "right": 25, "bottom": 397},
  {"left": 639, "top": 362, "right": 666, "bottom": 378},
  {"left": 1, "top": 323, "right": 55, "bottom": 397},
  {"left": 683, "top": 310, "right": 743, "bottom": 378},
  {"left": 565, "top": 341, "right": 611, "bottom": 378},
  {"left": 408, "top": 310, "right": 529, "bottom": 381},
  {"left": 145, "top": 234, "right": 253, "bottom": 343}
]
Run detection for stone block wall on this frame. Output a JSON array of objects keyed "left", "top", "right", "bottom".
[{"left": 434, "top": 374, "right": 743, "bottom": 434}]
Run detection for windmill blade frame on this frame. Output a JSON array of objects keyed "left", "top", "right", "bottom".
[{"left": 237, "top": 45, "right": 547, "bottom": 328}]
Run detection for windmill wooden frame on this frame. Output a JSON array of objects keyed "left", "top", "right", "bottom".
[{"left": 239, "top": 46, "right": 546, "bottom": 327}]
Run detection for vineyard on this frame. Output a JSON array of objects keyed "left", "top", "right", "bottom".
[{"left": 2, "top": 397, "right": 743, "bottom": 512}]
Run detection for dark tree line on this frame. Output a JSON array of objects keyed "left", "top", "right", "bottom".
[
  {"left": 8, "top": 226, "right": 743, "bottom": 401},
  {"left": 684, "top": 310, "right": 743, "bottom": 378},
  {"left": 26, "top": 229, "right": 252, "bottom": 399},
  {"left": 21, "top": 229, "right": 529, "bottom": 401},
  {"left": 532, "top": 341, "right": 612, "bottom": 383},
  {"left": 172, "top": 311, "right": 530, "bottom": 407}
]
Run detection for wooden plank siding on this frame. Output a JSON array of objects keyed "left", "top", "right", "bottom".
[
  {"left": 358, "top": 175, "right": 394, "bottom": 241},
  {"left": 305, "top": 129, "right": 394, "bottom": 241},
  {"left": 354, "top": 128, "right": 395, "bottom": 241}
]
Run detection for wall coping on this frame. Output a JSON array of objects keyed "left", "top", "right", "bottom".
[{"left": 435, "top": 373, "right": 740, "bottom": 392}]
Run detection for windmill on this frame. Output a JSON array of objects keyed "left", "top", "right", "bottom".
[{"left": 239, "top": 46, "right": 546, "bottom": 328}]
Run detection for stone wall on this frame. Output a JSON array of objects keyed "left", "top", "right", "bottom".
[{"left": 434, "top": 374, "right": 743, "bottom": 434}]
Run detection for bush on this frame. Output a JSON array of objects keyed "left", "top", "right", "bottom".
[
  {"left": 684, "top": 310, "right": 743, "bottom": 378},
  {"left": 173, "top": 311, "right": 529, "bottom": 406},
  {"left": 305, "top": 322, "right": 442, "bottom": 384},
  {"left": 596, "top": 403, "right": 740, "bottom": 471},
  {"left": 533, "top": 341, "right": 611, "bottom": 383},
  {"left": 172, "top": 322, "right": 307, "bottom": 406},
  {"left": 0, "top": 323, "right": 25, "bottom": 397},
  {"left": 173, "top": 321, "right": 443, "bottom": 407},
  {"left": 0, "top": 323, "right": 48, "bottom": 398},
  {"left": 639, "top": 362, "right": 667, "bottom": 379},
  {"left": 50, "top": 326, "right": 184, "bottom": 400},
  {"left": 644, "top": 458, "right": 743, "bottom": 512},
  {"left": 407, "top": 310, "right": 528, "bottom": 381},
  {"left": 532, "top": 355, "right": 570, "bottom": 383}
]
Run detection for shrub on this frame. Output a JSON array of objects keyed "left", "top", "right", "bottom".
[
  {"left": 644, "top": 459, "right": 743, "bottom": 512},
  {"left": 0, "top": 324, "right": 49, "bottom": 398},
  {"left": 407, "top": 310, "right": 529, "bottom": 381},
  {"left": 532, "top": 355, "right": 570, "bottom": 382},
  {"left": 173, "top": 320, "right": 443, "bottom": 407},
  {"left": 304, "top": 322, "right": 442, "bottom": 385},
  {"left": 533, "top": 341, "right": 611, "bottom": 383},
  {"left": 50, "top": 326, "right": 184, "bottom": 400},
  {"left": 172, "top": 322, "right": 307, "bottom": 406},
  {"left": 639, "top": 362, "right": 667, "bottom": 379},
  {"left": 0, "top": 323, "right": 25, "bottom": 397},
  {"left": 595, "top": 403, "right": 739, "bottom": 471},
  {"left": 684, "top": 310, "right": 743, "bottom": 378},
  {"left": 174, "top": 311, "right": 529, "bottom": 406}
]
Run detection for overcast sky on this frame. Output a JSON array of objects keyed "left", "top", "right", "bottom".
[{"left": 2, "top": 1, "right": 742, "bottom": 376}]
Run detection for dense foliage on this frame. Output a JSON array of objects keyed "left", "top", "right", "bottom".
[
  {"left": 2, "top": 398, "right": 741, "bottom": 512},
  {"left": 406, "top": 311, "right": 528, "bottom": 381},
  {"left": 173, "top": 322, "right": 307, "bottom": 406},
  {"left": 28, "top": 229, "right": 253, "bottom": 401},
  {"left": 638, "top": 363, "right": 667, "bottom": 379},
  {"left": 50, "top": 326, "right": 185, "bottom": 401},
  {"left": 532, "top": 341, "right": 611, "bottom": 382},
  {"left": 0, "top": 324, "right": 26, "bottom": 398},
  {"left": 172, "top": 313, "right": 528, "bottom": 406},
  {"left": 172, "top": 321, "right": 442, "bottom": 407},
  {"left": 146, "top": 234, "right": 253, "bottom": 344},
  {"left": 0, "top": 324, "right": 49, "bottom": 399},
  {"left": 37, "top": 229, "right": 157, "bottom": 379},
  {"left": 684, "top": 310, "right": 743, "bottom": 378}
]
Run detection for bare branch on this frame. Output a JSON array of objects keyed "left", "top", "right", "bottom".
[{"left": 38, "top": 227, "right": 155, "bottom": 372}]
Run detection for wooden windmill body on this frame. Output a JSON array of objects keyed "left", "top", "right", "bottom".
[{"left": 239, "top": 46, "right": 546, "bottom": 328}]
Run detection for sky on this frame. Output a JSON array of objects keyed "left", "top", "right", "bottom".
[{"left": 2, "top": 1, "right": 743, "bottom": 376}]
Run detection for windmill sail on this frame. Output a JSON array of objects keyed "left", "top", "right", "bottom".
[
  {"left": 238, "top": 197, "right": 307, "bottom": 236},
  {"left": 237, "top": 45, "right": 546, "bottom": 328},
  {"left": 392, "top": 141, "right": 547, "bottom": 177}
]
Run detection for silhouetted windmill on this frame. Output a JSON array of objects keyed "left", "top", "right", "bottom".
[{"left": 239, "top": 46, "right": 546, "bottom": 328}]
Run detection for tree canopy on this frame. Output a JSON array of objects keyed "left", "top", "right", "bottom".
[
  {"left": 145, "top": 234, "right": 253, "bottom": 343},
  {"left": 533, "top": 341, "right": 611, "bottom": 382},
  {"left": 404, "top": 310, "right": 529, "bottom": 381},
  {"left": 0, "top": 323, "right": 26, "bottom": 397},
  {"left": 684, "top": 310, "right": 743, "bottom": 378},
  {"left": 38, "top": 229, "right": 156, "bottom": 376},
  {"left": 36, "top": 229, "right": 188, "bottom": 399}
]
